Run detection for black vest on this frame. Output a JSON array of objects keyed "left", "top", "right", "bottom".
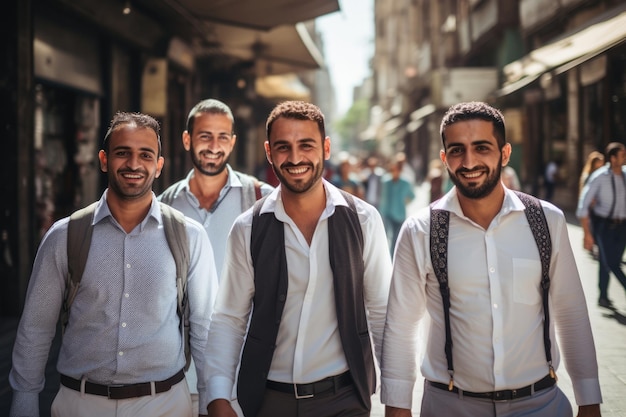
[{"left": 237, "top": 192, "right": 375, "bottom": 417}]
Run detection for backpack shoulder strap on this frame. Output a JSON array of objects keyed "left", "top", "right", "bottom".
[
  {"left": 63, "top": 202, "right": 98, "bottom": 332},
  {"left": 237, "top": 172, "right": 265, "bottom": 211},
  {"left": 159, "top": 202, "right": 190, "bottom": 296},
  {"left": 159, "top": 202, "right": 191, "bottom": 370}
]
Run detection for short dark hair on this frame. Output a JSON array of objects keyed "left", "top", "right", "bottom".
[
  {"left": 440, "top": 101, "right": 506, "bottom": 148},
  {"left": 266, "top": 101, "right": 326, "bottom": 142},
  {"left": 605, "top": 142, "right": 625, "bottom": 160},
  {"left": 186, "top": 98, "right": 235, "bottom": 135},
  {"left": 103, "top": 112, "right": 161, "bottom": 155}
]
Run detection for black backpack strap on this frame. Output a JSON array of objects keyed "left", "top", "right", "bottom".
[
  {"left": 63, "top": 202, "right": 98, "bottom": 333},
  {"left": 513, "top": 191, "right": 556, "bottom": 380},
  {"left": 429, "top": 206, "right": 454, "bottom": 389}
]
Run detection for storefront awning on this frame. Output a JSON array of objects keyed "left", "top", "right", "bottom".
[
  {"left": 256, "top": 73, "right": 311, "bottom": 101},
  {"left": 203, "top": 22, "right": 326, "bottom": 76},
  {"left": 174, "top": 0, "right": 340, "bottom": 31},
  {"left": 497, "top": 7, "right": 626, "bottom": 97}
]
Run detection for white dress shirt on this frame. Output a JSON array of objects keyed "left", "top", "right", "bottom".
[
  {"left": 381, "top": 188, "right": 602, "bottom": 409},
  {"left": 206, "top": 180, "right": 392, "bottom": 404}
]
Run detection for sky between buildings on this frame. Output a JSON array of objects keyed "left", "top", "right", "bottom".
[{"left": 316, "top": 0, "right": 374, "bottom": 116}]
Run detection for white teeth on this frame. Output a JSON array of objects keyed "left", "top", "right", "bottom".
[
  {"left": 287, "top": 167, "right": 308, "bottom": 174},
  {"left": 123, "top": 174, "right": 142, "bottom": 179},
  {"left": 463, "top": 171, "right": 482, "bottom": 179}
]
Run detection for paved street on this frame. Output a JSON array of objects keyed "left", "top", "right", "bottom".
[{"left": 1, "top": 183, "right": 625, "bottom": 416}]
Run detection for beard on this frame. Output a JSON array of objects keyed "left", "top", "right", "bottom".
[
  {"left": 271, "top": 160, "right": 324, "bottom": 194},
  {"left": 448, "top": 159, "right": 503, "bottom": 199},
  {"left": 190, "top": 141, "right": 230, "bottom": 176}
]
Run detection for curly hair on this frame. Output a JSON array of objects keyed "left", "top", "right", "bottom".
[{"left": 266, "top": 101, "right": 326, "bottom": 141}]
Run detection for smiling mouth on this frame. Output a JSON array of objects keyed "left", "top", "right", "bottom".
[
  {"left": 460, "top": 171, "right": 483, "bottom": 179},
  {"left": 200, "top": 152, "right": 222, "bottom": 160},
  {"left": 122, "top": 172, "right": 143, "bottom": 180},
  {"left": 286, "top": 166, "right": 309, "bottom": 175}
]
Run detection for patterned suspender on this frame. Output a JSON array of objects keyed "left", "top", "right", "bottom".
[{"left": 429, "top": 191, "right": 555, "bottom": 391}]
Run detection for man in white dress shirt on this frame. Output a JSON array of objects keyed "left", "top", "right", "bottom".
[
  {"left": 204, "top": 101, "right": 392, "bottom": 417},
  {"left": 381, "top": 101, "right": 602, "bottom": 417}
]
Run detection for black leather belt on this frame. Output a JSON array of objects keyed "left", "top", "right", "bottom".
[
  {"left": 428, "top": 374, "right": 556, "bottom": 401},
  {"left": 60, "top": 369, "right": 185, "bottom": 400},
  {"left": 266, "top": 371, "right": 352, "bottom": 399}
]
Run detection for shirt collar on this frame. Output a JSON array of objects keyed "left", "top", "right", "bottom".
[
  {"left": 433, "top": 186, "right": 526, "bottom": 221},
  {"left": 95, "top": 189, "right": 161, "bottom": 228}
]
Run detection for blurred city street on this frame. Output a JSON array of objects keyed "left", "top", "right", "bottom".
[{"left": 1, "top": 182, "right": 625, "bottom": 416}]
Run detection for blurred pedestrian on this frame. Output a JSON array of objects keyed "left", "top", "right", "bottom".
[
  {"left": 361, "top": 155, "right": 386, "bottom": 209},
  {"left": 544, "top": 159, "right": 559, "bottom": 202},
  {"left": 204, "top": 101, "right": 392, "bottom": 417},
  {"left": 426, "top": 159, "right": 445, "bottom": 202},
  {"left": 379, "top": 157, "right": 415, "bottom": 253},
  {"left": 577, "top": 142, "right": 626, "bottom": 309},
  {"left": 579, "top": 151, "right": 605, "bottom": 197},
  {"left": 382, "top": 101, "right": 602, "bottom": 417},
  {"left": 502, "top": 165, "right": 521, "bottom": 190},
  {"left": 331, "top": 152, "right": 364, "bottom": 199},
  {"left": 9, "top": 112, "right": 219, "bottom": 417}
]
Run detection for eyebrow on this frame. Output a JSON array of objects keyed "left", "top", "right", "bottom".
[
  {"left": 111, "top": 145, "right": 157, "bottom": 155},
  {"left": 446, "top": 139, "right": 495, "bottom": 149}
]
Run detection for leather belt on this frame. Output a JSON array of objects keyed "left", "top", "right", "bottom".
[
  {"left": 428, "top": 374, "right": 556, "bottom": 401},
  {"left": 60, "top": 369, "right": 185, "bottom": 400},
  {"left": 266, "top": 371, "right": 352, "bottom": 399}
]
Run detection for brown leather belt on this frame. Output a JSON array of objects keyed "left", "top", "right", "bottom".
[
  {"left": 266, "top": 371, "right": 352, "bottom": 399},
  {"left": 60, "top": 369, "right": 185, "bottom": 400},
  {"left": 428, "top": 374, "right": 556, "bottom": 401}
]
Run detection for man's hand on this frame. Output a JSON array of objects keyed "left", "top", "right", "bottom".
[
  {"left": 583, "top": 232, "right": 595, "bottom": 252},
  {"left": 385, "top": 405, "right": 412, "bottom": 417},
  {"left": 577, "top": 404, "right": 601, "bottom": 417},
  {"left": 206, "top": 399, "right": 238, "bottom": 417}
]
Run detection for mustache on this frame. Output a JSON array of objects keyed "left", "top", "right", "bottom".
[{"left": 280, "top": 162, "right": 312, "bottom": 169}]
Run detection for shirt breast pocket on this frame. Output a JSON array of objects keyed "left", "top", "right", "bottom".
[{"left": 512, "top": 258, "right": 542, "bottom": 305}]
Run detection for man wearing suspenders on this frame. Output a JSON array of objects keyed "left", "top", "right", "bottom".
[{"left": 381, "top": 102, "right": 601, "bottom": 417}]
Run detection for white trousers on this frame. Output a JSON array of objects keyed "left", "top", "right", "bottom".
[{"left": 51, "top": 379, "right": 193, "bottom": 417}]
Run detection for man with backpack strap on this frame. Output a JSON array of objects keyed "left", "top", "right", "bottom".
[
  {"left": 381, "top": 102, "right": 601, "bottom": 417},
  {"left": 158, "top": 98, "right": 273, "bottom": 281},
  {"left": 9, "top": 112, "right": 218, "bottom": 417}
]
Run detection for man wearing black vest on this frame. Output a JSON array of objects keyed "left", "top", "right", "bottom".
[
  {"left": 381, "top": 102, "right": 602, "bottom": 417},
  {"left": 205, "top": 101, "right": 392, "bottom": 417}
]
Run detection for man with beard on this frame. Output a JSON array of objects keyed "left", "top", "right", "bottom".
[
  {"left": 159, "top": 98, "right": 273, "bottom": 280},
  {"left": 204, "top": 101, "right": 392, "bottom": 417},
  {"left": 380, "top": 102, "right": 602, "bottom": 417},
  {"left": 9, "top": 112, "right": 218, "bottom": 417}
]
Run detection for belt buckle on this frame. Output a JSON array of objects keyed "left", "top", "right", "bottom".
[
  {"left": 293, "top": 383, "right": 314, "bottom": 399},
  {"left": 107, "top": 384, "right": 125, "bottom": 399}
]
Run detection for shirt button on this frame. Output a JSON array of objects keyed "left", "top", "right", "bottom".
[
  {"left": 125, "top": 293, "right": 129, "bottom": 298},
  {"left": 122, "top": 323, "right": 127, "bottom": 327},
  {"left": 493, "top": 303, "right": 499, "bottom": 309},
  {"left": 489, "top": 267, "right": 495, "bottom": 273},
  {"left": 119, "top": 351, "right": 124, "bottom": 356},
  {"left": 126, "top": 264, "right": 131, "bottom": 268}
]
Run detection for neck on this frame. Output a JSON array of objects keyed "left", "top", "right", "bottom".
[
  {"left": 457, "top": 186, "right": 505, "bottom": 229},
  {"left": 190, "top": 167, "right": 229, "bottom": 196},
  {"left": 106, "top": 190, "right": 153, "bottom": 233}
]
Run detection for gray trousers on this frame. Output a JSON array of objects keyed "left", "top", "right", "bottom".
[
  {"left": 257, "top": 383, "right": 369, "bottom": 417},
  {"left": 420, "top": 380, "right": 573, "bottom": 417}
]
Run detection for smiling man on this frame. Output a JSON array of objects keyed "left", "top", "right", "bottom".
[
  {"left": 204, "top": 101, "right": 392, "bottom": 417},
  {"left": 9, "top": 112, "right": 219, "bottom": 417},
  {"left": 159, "top": 99, "right": 272, "bottom": 280},
  {"left": 381, "top": 101, "right": 602, "bottom": 417}
]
